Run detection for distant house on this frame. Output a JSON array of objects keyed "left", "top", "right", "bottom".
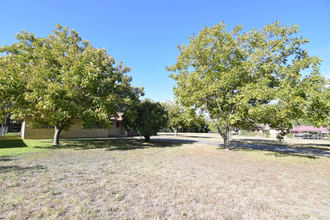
[
  {"left": 290, "top": 126, "right": 329, "bottom": 133},
  {"left": 269, "top": 128, "right": 283, "bottom": 138},
  {"left": 239, "top": 124, "right": 290, "bottom": 138},
  {"left": 20, "top": 113, "right": 139, "bottom": 139},
  {"left": 239, "top": 124, "right": 270, "bottom": 135},
  {"left": 239, "top": 124, "right": 330, "bottom": 139},
  {"left": 258, "top": 125, "right": 329, "bottom": 139},
  {"left": 254, "top": 124, "right": 270, "bottom": 135},
  {"left": 289, "top": 126, "right": 329, "bottom": 139}
]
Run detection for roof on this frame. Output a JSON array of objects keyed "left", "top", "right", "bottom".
[
  {"left": 110, "top": 113, "right": 123, "bottom": 121},
  {"left": 254, "top": 124, "right": 270, "bottom": 130},
  {"left": 290, "top": 126, "right": 329, "bottom": 132}
]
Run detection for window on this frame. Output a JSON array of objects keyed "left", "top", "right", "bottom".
[
  {"left": 92, "top": 124, "right": 102, "bottom": 129},
  {"left": 40, "top": 125, "right": 55, "bottom": 129},
  {"left": 116, "top": 122, "right": 120, "bottom": 127}
]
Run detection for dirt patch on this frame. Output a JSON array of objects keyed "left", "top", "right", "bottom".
[{"left": 1, "top": 141, "right": 329, "bottom": 219}]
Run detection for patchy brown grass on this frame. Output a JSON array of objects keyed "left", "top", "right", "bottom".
[
  {"left": 159, "top": 132, "right": 330, "bottom": 151},
  {"left": 1, "top": 139, "right": 330, "bottom": 219},
  {"left": 232, "top": 136, "right": 330, "bottom": 151}
]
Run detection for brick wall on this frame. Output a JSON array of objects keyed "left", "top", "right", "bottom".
[{"left": 22, "top": 118, "right": 109, "bottom": 139}]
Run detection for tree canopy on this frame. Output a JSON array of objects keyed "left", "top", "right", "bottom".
[
  {"left": 162, "top": 100, "right": 183, "bottom": 136},
  {"left": 123, "top": 99, "right": 168, "bottom": 141},
  {"left": 0, "top": 24, "right": 143, "bottom": 145},
  {"left": 301, "top": 75, "right": 330, "bottom": 127},
  {"left": 162, "top": 100, "right": 207, "bottom": 135},
  {"left": 166, "top": 21, "right": 321, "bottom": 150}
]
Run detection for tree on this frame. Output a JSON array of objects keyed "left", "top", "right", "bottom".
[
  {"left": 0, "top": 24, "right": 143, "bottom": 145},
  {"left": 162, "top": 100, "right": 183, "bottom": 136},
  {"left": 302, "top": 75, "right": 330, "bottom": 127},
  {"left": 122, "top": 99, "right": 168, "bottom": 141},
  {"left": 179, "top": 108, "right": 206, "bottom": 132},
  {"left": 162, "top": 100, "right": 207, "bottom": 135},
  {"left": 166, "top": 21, "right": 321, "bottom": 150}
]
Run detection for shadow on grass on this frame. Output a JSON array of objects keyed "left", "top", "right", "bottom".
[
  {"left": 160, "top": 134, "right": 215, "bottom": 139},
  {"left": 0, "top": 165, "right": 46, "bottom": 174},
  {"left": 232, "top": 138, "right": 330, "bottom": 151},
  {"left": 265, "top": 152, "right": 319, "bottom": 159},
  {"left": 231, "top": 148, "right": 255, "bottom": 151},
  {"left": 232, "top": 148, "right": 320, "bottom": 160},
  {"left": 0, "top": 156, "right": 13, "bottom": 162},
  {"left": 33, "top": 138, "right": 187, "bottom": 151},
  {"left": 0, "top": 138, "right": 28, "bottom": 149}
]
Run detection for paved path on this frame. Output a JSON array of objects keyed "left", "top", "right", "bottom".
[{"left": 152, "top": 136, "right": 330, "bottom": 157}]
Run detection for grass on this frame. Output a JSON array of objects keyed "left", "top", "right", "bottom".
[
  {"left": 0, "top": 133, "right": 51, "bottom": 157},
  {"left": 159, "top": 132, "right": 330, "bottom": 151},
  {"left": 1, "top": 136, "right": 330, "bottom": 219},
  {"left": 232, "top": 137, "right": 330, "bottom": 151},
  {"left": 233, "top": 148, "right": 323, "bottom": 163}
]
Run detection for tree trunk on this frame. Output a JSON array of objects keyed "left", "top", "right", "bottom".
[
  {"left": 222, "top": 134, "right": 230, "bottom": 151},
  {"left": 53, "top": 126, "right": 62, "bottom": 145},
  {"left": 206, "top": 108, "right": 231, "bottom": 151},
  {"left": 144, "top": 135, "right": 150, "bottom": 142},
  {"left": 171, "top": 127, "right": 178, "bottom": 136},
  {"left": 219, "top": 125, "right": 231, "bottom": 151}
]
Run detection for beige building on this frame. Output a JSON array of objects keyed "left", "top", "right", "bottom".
[
  {"left": 20, "top": 115, "right": 137, "bottom": 139},
  {"left": 239, "top": 124, "right": 270, "bottom": 135}
]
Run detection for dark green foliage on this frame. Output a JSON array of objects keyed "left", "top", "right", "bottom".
[
  {"left": 123, "top": 99, "right": 168, "bottom": 141},
  {"left": 0, "top": 24, "right": 143, "bottom": 145},
  {"left": 162, "top": 101, "right": 208, "bottom": 135}
]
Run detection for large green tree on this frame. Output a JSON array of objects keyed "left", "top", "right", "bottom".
[
  {"left": 123, "top": 99, "right": 168, "bottom": 141},
  {"left": 166, "top": 21, "right": 321, "bottom": 150},
  {"left": 0, "top": 24, "right": 143, "bottom": 145}
]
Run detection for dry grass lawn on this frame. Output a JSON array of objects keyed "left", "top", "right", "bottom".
[
  {"left": 1, "top": 138, "right": 330, "bottom": 219},
  {"left": 159, "top": 132, "right": 330, "bottom": 151}
]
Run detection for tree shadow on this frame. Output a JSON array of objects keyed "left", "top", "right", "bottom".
[
  {"left": 0, "top": 165, "right": 46, "bottom": 174},
  {"left": 33, "top": 138, "right": 187, "bottom": 151},
  {"left": 152, "top": 138, "right": 197, "bottom": 144},
  {"left": 232, "top": 148, "right": 320, "bottom": 160},
  {"left": 289, "top": 142, "right": 330, "bottom": 151},
  {"left": 161, "top": 134, "right": 216, "bottom": 139},
  {"left": 0, "top": 138, "right": 28, "bottom": 149},
  {"left": 0, "top": 156, "right": 13, "bottom": 162},
  {"left": 232, "top": 138, "right": 330, "bottom": 151},
  {"left": 233, "top": 138, "right": 282, "bottom": 144},
  {"left": 265, "top": 152, "right": 319, "bottom": 159},
  {"left": 231, "top": 148, "right": 255, "bottom": 152}
]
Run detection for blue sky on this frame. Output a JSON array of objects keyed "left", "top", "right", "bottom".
[{"left": 1, "top": 0, "right": 329, "bottom": 102}]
